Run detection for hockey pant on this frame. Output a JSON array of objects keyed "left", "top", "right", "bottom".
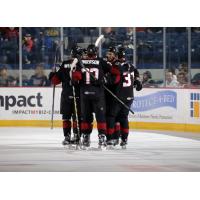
[
  {"left": 81, "top": 96, "right": 106, "bottom": 137},
  {"left": 106, "top": 99, "right": 133, "bottom": 141}
]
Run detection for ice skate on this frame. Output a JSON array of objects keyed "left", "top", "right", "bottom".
[
  {"left": 120, "top": 139, "right": 127, "bottom": 149},
  {"left": 106, "top": 140, "right": 114, "bottom": 150},
  {"left": 98, "top": 134, "right": 106, "bottom": 149},
  {"left": 70, "top": 134, "right": 81, "bottom": 150},
  {"left": 81, "top": 134, "right": 90, "bottom": 150},
  {"left": 62, "top": 136, "right": 71, "bottom": 146},
  {"left": 113, "top": 139, "right": 119, "bottom": 146}
]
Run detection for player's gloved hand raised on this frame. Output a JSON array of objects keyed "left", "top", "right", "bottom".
[
  {"left": 48, "top": 72, "right": 56, "bottom": 80},
  {"left": 134, "top": 80, "right": 143, "bottom": 91}
]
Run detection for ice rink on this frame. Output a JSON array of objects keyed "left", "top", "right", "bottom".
[{"left": 0, "top": 127, "right": 200, "bottom": 172}]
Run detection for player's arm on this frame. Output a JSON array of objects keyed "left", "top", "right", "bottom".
[
  {"left": 101, "top": 59, "right": 121, "bottom": 85},
  {"left": 133, "top": 66, "right": 142, "bottom": 91},
  {"left": 48, "top": 63, "right": 63, "bottom": 85},
  {"left": 71, "top": 62, "right": 83, "bottom": 81}
]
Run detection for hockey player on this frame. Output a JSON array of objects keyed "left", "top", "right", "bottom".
[
  {"left": 104, "top": 46, "right": 121, "bottom": 146},
  {"left": 72, "top": 44, "right": 117, "bottom": 148},
  {"left": 49, "top": 46, "right": 82, "bottom": 146},
  {"left": 106, "top": 47, "right": 142, "bottom": 148}
]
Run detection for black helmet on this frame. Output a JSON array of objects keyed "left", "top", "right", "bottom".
[
  {"left": 83, "top": 48, "right": 87, "bottom": 54},
  {"left": 108, "top": 46, "right": 117, "bottom": 54},
  {"left": 71, "top": 45, "right": 83, "bottom": 57},
  {"left": 117, "top": 47, "right": 126, "bottom": 59},
  {"left": 87, "top": 44, "right": 97, "bottom": 56}
]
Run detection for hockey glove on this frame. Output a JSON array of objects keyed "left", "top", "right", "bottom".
[
  {"left": 48, "top": 72, "right": 56, "bottom": 80},
  {"left": 134, "top": 80, "right": 143, "bottom": 91}
]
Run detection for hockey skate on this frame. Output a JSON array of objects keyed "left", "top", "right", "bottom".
[
  {"left": 113, "top": 139, "right": 119, "bottom": 146},
  {"left": 98, "top": 134, "right": 106, "bottom": 149},
  {"left": 81, "top": 134, "right": 90, "bottom": 150},
  {"left": 106, "top": 140, "right": 114, "bottom": 150},
  {"left": 62, "top": 136, "right": 71, "bottom": 146},
  {"left": 69, "top": 133, "right": 81, "bottom": 150},
  {"left": 120, "top": 139, "right": 127, "bottom": 149}
]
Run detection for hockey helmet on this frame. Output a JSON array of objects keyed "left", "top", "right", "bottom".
[
  {"left": 71, "top": 45, "right": 83, "bottom": 57},
  {"left": 107, "top": 46, "right": 117, "bottom": 54},
  {"left": 87, "top": 44, "right": 97, "bottom": 56},
  {"left": 117, "top": 47, "right": 126, "bottom": 59}
]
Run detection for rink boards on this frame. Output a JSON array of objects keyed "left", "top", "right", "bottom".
[{"left": 0, "top": 87, "right": 199, "bottom": 133}]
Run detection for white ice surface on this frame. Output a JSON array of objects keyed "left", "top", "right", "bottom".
[{"left": 0, "top": 127, "right": 200, "bottom": 171}]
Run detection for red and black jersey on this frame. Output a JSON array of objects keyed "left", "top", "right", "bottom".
[
  {"left": 115, "top": 62, "right": 139, "bottom": 101},
  {"left": 52, "top": 59, "right": 80, "bottom": 98},
  {"left": 74, "top": 57, "right": 111, "bottom": 98},
  {"left": 50, "top": 59, "right": 80, "bottom": 114}
]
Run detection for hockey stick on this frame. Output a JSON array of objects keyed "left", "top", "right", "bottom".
[
  {"left": 51, "top": 43, "right": 62, "bottom": 129},
  {"left": 76, "top": 55, "right": 134, "bottom": 115},
  {"left": 70, "top": 58, "right": 81, "bottom": 143},
  {"left": 95, "top": 34, "right": 104, "bottom": 47}
]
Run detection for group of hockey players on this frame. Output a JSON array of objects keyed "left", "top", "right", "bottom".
[{"left": 49, "top": 43, "right": 142, "bottom": 149}]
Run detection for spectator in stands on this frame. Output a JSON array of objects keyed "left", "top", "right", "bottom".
[
  {"left": 102, "top": 27, "right": 116, "bottom": 48},
  {"left": 124, "top": 27, "right": 134, "bottom": 48},
  {"left": 4, "top": 27, "right": 19, "bottom": 40},
  {"left": 191, "top": 73, "right": 200, "bottom": 86},
  {"left": 164, "top": 71, "right": 179, "bottom": 87},
  {"left": 0, "top": 66, "right": 17, "bottom": 86},
  {"left": 178, "top": 63, "right": 188, "bottom": 74},
  {"left": 29, "top": 64, "right": 49, "bottom": 86},
  {"left": 0, "top": 27, "right": 19, "bottom": 64},
  {"left": 23, "top": 33, "right": 34, "bottom": 64},
  {"left": 142, "top": 71, "right": 153, "bottom": 86},
  {"left": 168, "top": 67, "right": 177, "bottom": 81},
  {"left": 177, "top": 72, "right": 188, "bottom": 88}
]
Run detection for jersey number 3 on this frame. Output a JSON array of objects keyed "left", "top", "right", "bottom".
[
  {"left": 86, "top": 68, "right": 99, "bottom": 84},
  {"left": 123, "top": 72, "right": 134, "bottom": 87}
]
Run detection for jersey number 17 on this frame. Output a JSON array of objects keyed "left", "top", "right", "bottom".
[{"left": 86, "top": 68, "right": 99, "bottom": 84}]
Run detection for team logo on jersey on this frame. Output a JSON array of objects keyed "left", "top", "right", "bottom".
[
  {"left": 132, "top": 90, "right": 177, "bottom": 112},
  {"left": 190, "top": 93, "right": 200, "bottom": 118}
]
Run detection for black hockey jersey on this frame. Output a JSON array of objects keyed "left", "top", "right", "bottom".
[
  {"left": 76, "top": 57, "right": 111, "bottom": 98},
  {"left": 115, "top": 62, "right": 139, "bottom": 101},
  {"left": 54, "top": 59, "right": 80, "bottom": 98}
]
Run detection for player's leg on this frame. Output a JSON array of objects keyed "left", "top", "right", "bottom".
[
  {"left": 62, "top": 114, "right": 72, "bottom": 145},
  {"left": 118, "top": 100, "right": 133, "bottom": 148},
  {"left": 60, "top": 97, "right": 73, "bottom": 145},
  {"left": 113, "top": 121, "right": 120, "bottom": 146},
  {"left": 93, "top": 97, "right": 107, "bottom": 147},
  {"left": 106, "top": 100, "right": 120, "bottom": 146},
  {"left": 80, "top": 98, "right": 93, "bottom": 147}
]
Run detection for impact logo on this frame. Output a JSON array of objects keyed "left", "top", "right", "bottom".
[
  {"left": 0, "top": 93, "right": 43, "bottom": 110},
  {"left": 190, "top": 93, "right": 200, "bottom": 118},
  {"left": 131, "top": 90, "right": 177, "bottom": 112}
]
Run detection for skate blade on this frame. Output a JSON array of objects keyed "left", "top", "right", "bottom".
[
  {"left": 106, "top": 145, "right": 115, "bottom": 150},
  {"left": 80, "top": 145, "right": 90, "bottom": 150},
  {"left": 63, "top": 143, "right": 70, "bottom": 148},
  {"left": 69, "top": 144, "right": 81, "bottom": 150},
  {"left": 121, "top": 145, "right": 127, "bottom": 150},
  {"left": 97, "top": 145, "right": 107, "bottom": 151}
]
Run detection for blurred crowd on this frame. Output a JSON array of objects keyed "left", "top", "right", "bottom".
[
  {"left": 141, "top": 63, "right": 200, "bottom": 88},
  {"left": 0, "top": 27, "right": 200, "bottom": 87},
  {"left": 0, "top": 64, "right": 50, "bottom": 87}
]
